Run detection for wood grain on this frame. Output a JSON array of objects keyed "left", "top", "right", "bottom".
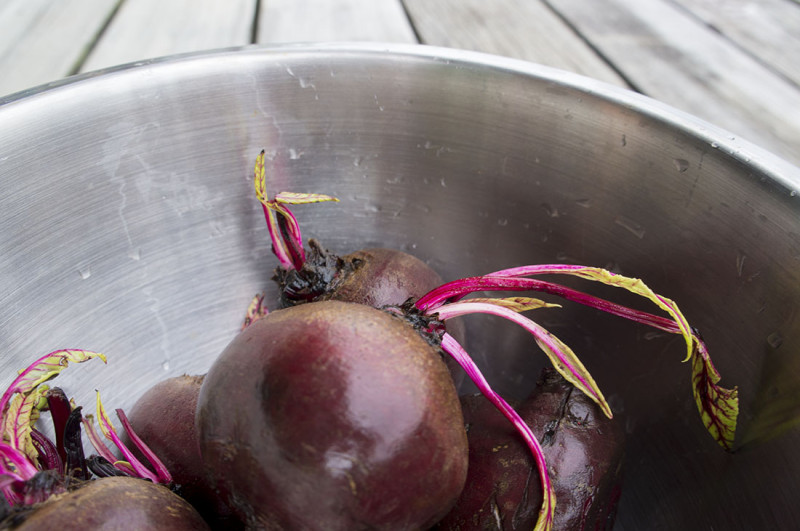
[
  {"left": 80, "top": 0, "right": 257, "bottom": 73},
  {"left": 403, "top": 0, "right": 628, "bottom": 86},
  {"left": 258, "top": 0, "right": 416, "bottom": 43},
  {"left": 548, "top": 0, "right": 800, "bottom": 165},
  {"left": 669, "top": 0, "right": 800, "bottom": 87},
  {"left": 0, "top": 0, "right": 120, "bottom": 96}
]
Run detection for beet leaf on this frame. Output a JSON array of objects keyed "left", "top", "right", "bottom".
[
  {"left": 0, "top": 350, "right": 106, "bottom": 419},
  {"left": 242, "top": 292, "right": 269, "bottom": 330},
  {"left": 253, "top": 150, "right": 338, "bottom": 271},
  {"left": 417, "top": 266, "right": 738, "bottom": 449}
]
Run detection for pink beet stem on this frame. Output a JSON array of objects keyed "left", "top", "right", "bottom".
[
  {"left": 115, "top": 408, "right": 172, "bottom": 483},
  {"left": 82, "top": 416, "right": 122, "bottom": 466},
  {"left": 435, "top": 301, "right": 606, "bottom": 414},
  {"left": 416, "top": 275, "right": 678, "bottom": 334},
  {"left": 440, "top": 333, "right": 555, "bottom": 529}
]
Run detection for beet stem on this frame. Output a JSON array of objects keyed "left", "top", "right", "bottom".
[
  {"left": 29, "top": 429, "right": 61, "bottom": 473},
  {"left": 63, "top": 407, "right": 89, "bottom": 481},
  {"left": 45, "top": 387, "right": 72, "bottom": 467},
  {"left": 115, "top": 408, "right": 173, "bottom": 483},
  {"left": 440, "top": 333, "right": 555, "bottom": 531}
]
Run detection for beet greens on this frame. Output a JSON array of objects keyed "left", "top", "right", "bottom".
[
  {"left": 0, "top": 349, "right": 172, "bottom": 512},
  {"left": 253, "top": 151, "right": 739, "bottom": 531}
]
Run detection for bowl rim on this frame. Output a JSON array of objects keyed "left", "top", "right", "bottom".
[{"left": 2, "top": 42, "right": 798, "bottom": 189}]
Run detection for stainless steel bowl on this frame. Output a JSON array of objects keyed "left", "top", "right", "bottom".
[{"left": 1, "top": 44, "right": 798, "bottom": 529}]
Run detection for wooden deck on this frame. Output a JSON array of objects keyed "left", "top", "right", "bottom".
[{"left": 1, "top": 0, "right": 798, "bottom": 166}]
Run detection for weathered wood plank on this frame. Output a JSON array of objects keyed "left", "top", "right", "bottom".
[
  {"left": 402, "top": 0, "right": 628, "bottom": 87},
  {"left": 0, "top": 0, "right": 120, "bottom": 96},
  {"left": 80, "top": 0, "right": 257, "bottom": 73},
  {"left": 548, "top": 0, "right": 800, "bottom": 165},
  {"left": 257, "top": 0, "right": 416, "bottom": 43},
  {"left": 669, "top": 0, "right": 800, "bottom": 87}
]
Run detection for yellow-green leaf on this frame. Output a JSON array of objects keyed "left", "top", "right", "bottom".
[
  {"left": 566, "top": 268, "right": 694, "bottom": 361},
  {"left": 691, "top": 340, "right": 739, "bottom": 450},
  {"left": 254, "top": 150, "right": 267, "bottom": 204},
  {"left": 274, "top": 191, "right": 339, "bottom": 205},
  {"left": 466, "top": 296, "right": 561, "bottom": 312}
]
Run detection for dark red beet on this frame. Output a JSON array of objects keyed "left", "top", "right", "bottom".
[
  {"left": 275, "top": 240, "right": 446, "bottom": 309},
  {"left": 197, "top": 300, "right": 468, "bottom": 530},
  {"left": 122, "top": 375, "right": 241, "bottom": 529},
  {"left": 273, "top": 240, "right": 468, "bottom": 386},
  {"left": 436, "top": 368, "right": 625, "bottom": 531},
  {"left": 6, "top": 477, "right": 210, "bottom": 530},
  {"left": 124, "top": 375, "right": 204, "bottom": 493}
]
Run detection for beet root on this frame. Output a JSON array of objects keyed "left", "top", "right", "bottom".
[
  {"left": 274, "top": 239, "right": 444, "bottom": 309},
  {"left": 272, "top": 240, "right": 468, "bottom": 387},
  {"left": 122, "top": 375, "right": 241, "bottom": 529},
  {"left": 436, "top": 368, "right": 625, "bottom": 531},
  {"left": 5, "top": 477, "right": 210, "bottom": 530},
  {"left": 123, "top": 375, "right": 205, "bottom": 493},
  {"left": 197, "top": 300, "right": 469, "bottom": 530}
]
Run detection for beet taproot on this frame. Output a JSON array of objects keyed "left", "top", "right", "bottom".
[
  {"left": 2, "top": 477, "right": 210, "bottom": 530},
  {"left": 197, "top": 300, "right": 468, "bottom": 530},
  {"left": 435, "top": 368, "right": 625, "bottom": 530}
]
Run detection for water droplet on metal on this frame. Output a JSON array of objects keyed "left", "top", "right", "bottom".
[
  {"left": 673, "top": 158, "right": 689, "bottom": 172},
  {"left": 791, "top": 190, "right": 798, "bottom": 197},
  {"left": 497, "top": 218, "right": 509, "bottom": 226},
  {"left": 353, "top": 156, "right": 362, "bottom": 167},
  {"left": 78, "top": 266, "right": 91, "bottom": 280},
  {"left": 128, "top": 248, "right": 141, "bottom": 261},
  {"left": 767, "top": 332, "right": 783, "bottom": 349},
  {"left": 736, "top": 250, "right": 747, "bottom": 277},
  {"left": 575, "top": 198, "right": 591, "bottom": 208},
  {"left": 162, "top": 361, "right": 171, "bottom": 371},
  {"left": 710, "top": 141, "right": 719, "bottom": 149},
  {"left": 614, "top": 216, "right": 646, "bottom": 239},
  {"left": 541, "top": 203, "right": 559, "bottom": 218}
]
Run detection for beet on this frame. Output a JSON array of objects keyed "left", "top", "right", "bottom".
[
  {"left": 197, "top": 300, "right": 468, "bottom": 530},
  {"left": 4, "top": 477, "right": 210, "bottom": 530},
  {"left": 436, "top": 368, "right": 625, "bottom": 530},
  {"left": 274, "top": 239, "right": 445, "bottom": 309},
  {"left": 122, "top": 375, "right": 241, "bottom": 529},
  {"left": 270, "top": 239, "right": 469, "bottom": 388},
  {"left": 123, "top": 375, "right": 205, "bottom": 492},
  {"left": 236, "top": 152, "right": 738, "bottom": 530}
]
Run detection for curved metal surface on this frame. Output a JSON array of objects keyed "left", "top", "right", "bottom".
[{"left": 1, "top": 43, "right": 799, "bottom": 529}]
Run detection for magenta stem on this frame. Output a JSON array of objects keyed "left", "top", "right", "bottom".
[
  {"left": 440, "top": 333, "right": 555, "bottom": 528},
  {"left": 416, "top": 275, "right": 678, "bottom": 333},
  {"left": 115, "top": 409, "right": 172, "bottom": 483}
]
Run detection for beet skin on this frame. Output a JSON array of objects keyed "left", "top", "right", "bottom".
[
  {"left": 197, "top": 300, "right": 468, "bottom": 530},
  {"left": 273, "top": 242, "right": 468, "bottom": 387},
  {"left": 123, "top": 374, "right": 241, "bottom": 529},
  {"left": 436, "top": 368, "right": 625, "bottom": 530},
  {"left": 6, "top": 477, "right": 209, "bottom": 530}
]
